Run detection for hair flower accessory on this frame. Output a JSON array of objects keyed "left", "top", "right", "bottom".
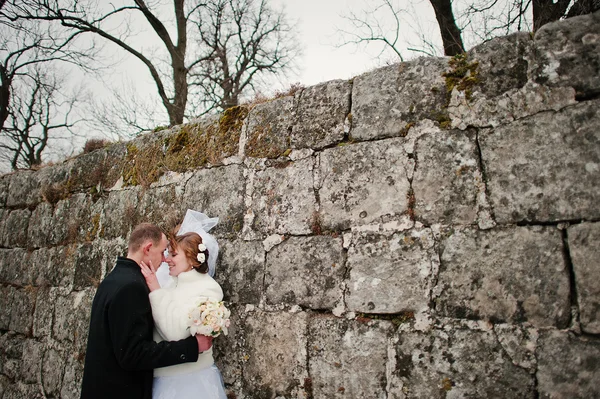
[
  {"left": 197, "top": 253, "right": 206, "bottom": 263},
  {"left": 198, "top": 243, "right": 207, "bottom": 252}
]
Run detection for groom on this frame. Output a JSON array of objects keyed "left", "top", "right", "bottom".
[{"left": 80, "top": 223, "right": 213, "bottom": 399}]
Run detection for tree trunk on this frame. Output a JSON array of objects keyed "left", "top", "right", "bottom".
[
  {"left": 429, "top": 0, "right": 465, "bottom": 56},
  {"left": 532, "top": 0, "right": 571, "bottom": 30},
  {"left": 0, "top": 66, "right": 10, "bottom": 132}
]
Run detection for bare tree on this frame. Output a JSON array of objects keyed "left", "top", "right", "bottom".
[
  {"left": 0, "top": 66, "right": 82, "bottom": 169},
  {"left": 9, "top": 0, "right": 298, "bottom": 131},
  {"left": 188, "top": 0, "right": 299, "bottom": 114},
  {"left": 338, "top": 0, "right": 599, "bottom": 61}
]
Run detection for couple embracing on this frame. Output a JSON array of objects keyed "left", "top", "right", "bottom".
[{"left": 80, "top": 210, "right": 228, "bottom": 399}]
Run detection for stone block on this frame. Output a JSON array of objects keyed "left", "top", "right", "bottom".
[
  {"left": 20, "top": 339, "right": 44, "bottom": 383},
  {"left": 391, "top": 324, "right": 534, "bottom": 397},
  {"left": 72, "top": 243, "right": 104, "bottom": 290},
  {"left": 244, "top": 310, "right": 308, "bottom": 397},
  {"left": 480, "top": 100, "right": 600, "bottom": 223},
  {"left": 98, "top": 238, "right": 128, "bottom": 276},
  {"left": 531, "top": 10, "right": 600, "bottom": 98},
  {"left": 32, "top": 287, "right": 56, "bottom": 338},
  {"left": 9, "top": 287, "right": 37, "bottom": 335},
  {"left": 265, "top": 236, "right": 344, "bottom": 309},
  {"left": 1, "top": 381, "right": 43, "bottom": 399},
  {"left": 5, "top": 170, "right": 39, "bottom": 207},
  {"left": 351, "top": 58, "right": 447, "bottom": 141},
  {"left": 244, "top": 95, "right": 295, "bottom": 159},
  {"left": 42, "top": 347, "right": 65, "bottom": 396},
  {"left": 318, "top": 138, "right": 411, "bottom": 231},
  {"left": 308, "top": 315, "right": 393, "bottom": 398},
  {"left": 568, "top": 222, "right": 600, "bottom": 334},
  {"left": 60, "top": 355, "right": 85, "bottom": 399},
  {"left": 0, "top": 248, "right": 30, "bottom": 285},
  {"left": 0, "top": 284, "right": 15, "bottom": 330},
  {"left": 212, "top": 304, "right": 245, "bottom": 388},
  {"left": 52, "top": 289, "right": 95, "bottom": 346},
  {"left": 67, "top": 147, "right": 110, "bottom": 192},
  {"left": 291, "top": 79, "right": 350, "bottom": 149},
  {"left": 346, "top": 228, "right": 435, "bottom": 313},
  {"left": 468, "top": 32, "right": 531, "bottom": 97},
  {"left": 182, "top": 164, "right": 245, "bottom": 235},
  {"left": 249, "top": 157, "right": 316, "bottom": 235},
  {"left": 1, "top": 209, "right": 31, "bottom": 248},
  {"left": 436, "top": 226, "right": 570, "bottom": 327},
  {"left": 137, "top": 184, "right": 183, "bottom": 230},
  {"left": 51, "top": 194, "right": 97, "bottom": 245},
  {"left": 27, "top": 202, "right": 54, "bottom": 248},
  {"left": 412, "top": 130, "right": 481, "bottom": 225},
  {"left": 0, "top": 174, "right": 10, "bottom": 206},
  {"left": 216, "top": 239, "right": 264, "bottom": 304},
  {"left": 100, "top": 188, "right": 140, "bottom": 239},
  {"left": 537, "top": 329, "right": 600, "bottom": 398}
]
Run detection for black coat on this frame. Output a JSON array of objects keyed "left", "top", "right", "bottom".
[{"left": 80, "top": 257, "right": 198, "bottom": 399}]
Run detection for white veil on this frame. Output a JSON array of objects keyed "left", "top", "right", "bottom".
[{"left": 156, "top": 210, "right": 219, "bottom": 287}]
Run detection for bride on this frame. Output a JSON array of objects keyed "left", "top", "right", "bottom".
[{"left": 140, "top": 210, "right": 228, "bottom": 399}]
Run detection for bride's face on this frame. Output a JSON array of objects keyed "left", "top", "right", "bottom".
[{"left": 166, "top": 244, "right": 192, "bottom": 277}]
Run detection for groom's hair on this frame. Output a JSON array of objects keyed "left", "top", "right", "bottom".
[{"left": 128, "top": 223, "right": 164, "bottom": 252}]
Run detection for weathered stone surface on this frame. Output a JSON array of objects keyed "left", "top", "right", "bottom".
[
  {"left": 291, "top": 80, "right": 350, "bottom": 149},
  {"left": 244, "top": 95, "right": 295, "bottom": 158},
  {"left": 60, "top": 355, "right": 85, "bottom": 399},
  {"left": 0, "top": 248, "right": 29, "bottom": 285},
  {"left": 468, "top": 32, "right": 531, "bottom": 97},
  {"left": 437, "top": 226, "right": 570, "bottom": 327},
  {"left": 0, "top": 332, "right": 23, "bottom": 380},
  {"left": 531, "top": 10, "right": 600, "bottom": 97},
  {"left": 5, "top": 170, "right": 39, "bottom": 207},
  {"left": 30, "top": 245, "right": 77, "bottom": 288},
  {"left": 249, "top": 157, "right": 316, "bottom": 235},
  {"left": 73, "top": 242, "right": 104, "bottom": 290},
  {"left": 20, "top": 339, "right": 44, "bottom": 384},
  {"left": 265, "top": 236, "right": 344, "bottom": 309},
  {"left": 0, "top": 174, "right": 10, "bottom": 206},
  {"left": 216, "top": 239, "right": 264, "bottom": 304},
  {"left": 413, "top": 130, "right": 481, "bottom": 225},
  {"left": 494, "top": 323, "right": 539, "bottom": 372},
  {"left": 568, "top": 222, "right": 600, "bottom": 334},
  {"left": 480, "top": 100, "right": 600, "bottom": 223},
  {"left": 1, "top": 382, "right": 43, "bottom": 399},
  {"left": 100, "top": 188, "right": 140, "bottom": 239},
  {"left": 137, "top": 184, "right": 183, "bottom": 230},
  {"left": 52, "top": 289, "right": 95, "bottom": 347},
  {"left": 318, "top": 138, "right": 411, "bottom": 231},
  {"left": 537, "top": 330, "right": 600, "bottom": 399},
  {"left": 244, "top": 310, "right": 308, "bottom": 397},
  {"left": 1, "top": 209, "right": 31, "bottom": 248},
  {"left": 392, "top": 324, "right": 535, "bottom": 398},
  {"left": 99, "top": 238, "right": 128, "bottom": 276},
  {"left": 351, "top": 58, "right": 447, "bottom": 141},
  {"left": 27, "top": 202, "right": 54, "bottom": 248},
  {"left": 449, "top": 82, "right": 577, "bottom": 130},
  {"left": 0, "top": 285, "right": 15, "bottom": 330},
  {"left": 67, "top": 147, "right": 111, "bottom": 192},
  {"left": 212, "top": 304, "right": 245, "bottom": 389},
  {"left": 42, "top": 347, "right": 65, "bottom": 396},
  {"left": 51, "top": 194, "right": 98, "bottom": 245},
  {"left": 308, "top": 316, "right": 393, "bottom": 398},
  {"left": 347, "top": 228, "right": 435, "bottom": 313},
  {"left": 9, "top": 287, "right": 37, "bottom": 335},
  {"left": 182, "top": 164, "right": 245, "bottom": 235},
  {"left": 32, "top": 287, "right": 56, "bottom": 338}
]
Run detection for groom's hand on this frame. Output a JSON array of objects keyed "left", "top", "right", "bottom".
[{"left": 195, "top": 334, "right": 213, "bottom": 353}]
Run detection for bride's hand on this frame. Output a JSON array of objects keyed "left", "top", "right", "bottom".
[{"left": 140, "top": 260, "right": 160, "bottom": 292}]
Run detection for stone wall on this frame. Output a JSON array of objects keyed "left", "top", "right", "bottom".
[{"left": 1, "top": 11, "right": 599, "bottom": 399}]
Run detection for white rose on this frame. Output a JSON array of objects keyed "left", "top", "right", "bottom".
[
  {"left": 198, "top": 243, "right": 207, "bottom": 252},
  {"left": 197, "top": 253, "right": 206, "bottom": 263}
]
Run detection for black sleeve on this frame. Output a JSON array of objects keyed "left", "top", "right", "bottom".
[{"left": 108, "top": 281, "right": 199, "bottom": 371}]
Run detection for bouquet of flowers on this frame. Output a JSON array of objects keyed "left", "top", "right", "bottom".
[{"left": 187, "top": 297, "right": 231, "bottom": 337}]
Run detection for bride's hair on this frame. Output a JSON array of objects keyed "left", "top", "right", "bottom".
[{"left": 170, "top": 232, "right": 209, "bottom": 274}]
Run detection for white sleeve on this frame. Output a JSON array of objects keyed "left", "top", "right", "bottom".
[{"left": 148, "top": 288, "right": 190, "bottom": 341}]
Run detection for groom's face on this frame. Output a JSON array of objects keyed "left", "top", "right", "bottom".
[{"left": 147, "top": 234, "right": 168, "bottom": 271}]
